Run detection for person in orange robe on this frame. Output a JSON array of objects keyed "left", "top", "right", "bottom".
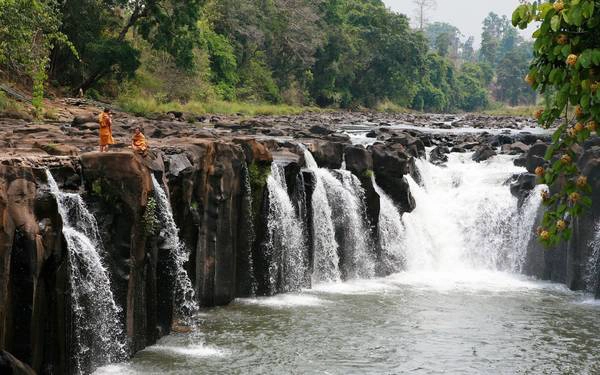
[
  {"left": 98, "top": 108, "right": 115, "bottom": 152},
  {"left": 131, "top": 127, "right": 149, "bottom": 156}
]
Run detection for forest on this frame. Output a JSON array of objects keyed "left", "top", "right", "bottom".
[{"left": 0, "top": 0, "right": 535, "bottom": 115}]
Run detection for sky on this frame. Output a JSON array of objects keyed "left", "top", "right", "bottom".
[{"left": 382, "top": 0, "right": 535, "bottom": 45}]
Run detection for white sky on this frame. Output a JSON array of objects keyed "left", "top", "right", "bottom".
[{"left": 382, "top": 0, "right": 535, "bottom": 45}]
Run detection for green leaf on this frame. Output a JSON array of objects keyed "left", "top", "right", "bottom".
[{"left": 551, "top": 15, "right": 561, "bottom": 31}]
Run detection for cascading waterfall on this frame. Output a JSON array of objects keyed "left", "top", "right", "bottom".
[
  {"left": 585, "top": 221, "right": 600, "bottom": 293},
  {"left": 151, "top": 175, "right": 198, "bottom": 318},
  {"left": 372, "top": 176, "right": 406, "bottom": 275},
  {"left": 46, "top": 171, "right": 125, "bottom": 374},
  {"left": 265, "top": 163, "right": 308, "bottom": 293},
  {"left": 303, "top": 150, "right": 341, "bottom": 283},
  {"left": 402, "top": 153, "right": 544, "bottom": 272},
  {"left": 303, "top": 150, "right": 375, "bottom": 282}
]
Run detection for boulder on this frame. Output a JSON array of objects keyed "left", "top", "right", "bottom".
[
  {"left": 525, "top": 143, "right": 548, "bottom": 174},
  {"left": 309, "top": 125, "right": 334, "bottom": 135},
  {"left": 472, "top": 145, "right": 497, "bottom": 162},
  {"left": 309, "top": 141, "right": 344, "bottom": 169},
  {"left": 430, "top": 146, "right": 449, "bottom": 165},
  {"left": 370, "top": 143, "right": 415, "bottom": 213}
]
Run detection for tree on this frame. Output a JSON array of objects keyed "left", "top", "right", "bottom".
[
  {"left": 462, "top": 36, "right": 476, "bottom": 62},
  {"left": 413, "top": 0, "right": 437, "bottom": 31},
  {"left": 51, "top": 0, "right": 204, "bottom": 93},
  {"left": 425, "top": 22, "right": 461, "bottom": 59},
  {"left": 513, "top": 0, "right": 600, "bottom": 245},
  {"left": 495, "top": 47, "right": 536, "bottom": 106},
  {"left": 0, "top": 0, "right": 74, "bottom": 114}
]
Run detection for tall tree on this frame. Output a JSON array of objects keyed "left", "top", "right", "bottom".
[{"left": 413, "top": 0, "right": 437, "bottom": 31}]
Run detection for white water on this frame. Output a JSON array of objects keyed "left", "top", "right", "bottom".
[
  {"left": 265, "top": 163, "right": 308, "bottom": 293},
  {"left": 402, "top": 153, "right": 543, "bottom": 273},
  {"left": 372, "top": 176, "right": 406, "bottom": 275},
  {"left": 304, "top": 150, "right": 375, "bottom": 282},
  {"left": 151, "top": 175, "right": 198, "bottom": 318},
  {"left": 304, "top": 150, "right": 342, "bottom": 283},
  {"left": 46, "top": 171, "right": 125, "bottom": 373},
  {"left": 585, "top": 221, "right": 600, "bottom": 293}
]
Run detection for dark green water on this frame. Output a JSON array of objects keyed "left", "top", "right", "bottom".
[{"left": 95, "top": 271, "right": 600, "bottom": 375}]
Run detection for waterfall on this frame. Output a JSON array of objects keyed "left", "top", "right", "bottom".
[
  {"left": 241, "top": 163, "right": 258, "bottom": 296},
  {"left": 303, "top": 150, "right": 341, "bottom": 283},
  {"left": 265, "top": 163, "right": 308, "bottom": 293},
  {"left": 303, "top": 150, "right": 375, "bottom": 282},
  {"left": 46, "top": 171, "right": 125, "bottom": 374},
  {"left": 585, "top": 221, "right": 600, "bottom": 293},
  {"left": 401, "top": 153, "right": 541, "bottom": 272},
  {"left": 372, "top": 176, "right": 406, "bottom": 275},
  {"left": 151, "top": 175, "right": 198, "bottom": 318}
]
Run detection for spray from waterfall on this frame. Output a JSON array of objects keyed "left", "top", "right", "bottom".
[
  {"left": 46, "top": 171, "right": 125, "bottom": 374},
  {"left": 265, "top": 163, "right": 308, "bottom": 293},
  {"left": 151, "top": 175, "right": 199, "bottom": 319},
  {"left": 402, "top": 153, "right": 540, "bottom": 272}
]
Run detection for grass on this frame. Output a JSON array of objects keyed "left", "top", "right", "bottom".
[
  {"left": 117, "top": 95, "right": 324, "bottom": 118},
  {"left": 375, "top": 100, "right": 412, "bottom": 114},
  {"left": 481, "top": 104, "right": 539, "bottom": 118}
]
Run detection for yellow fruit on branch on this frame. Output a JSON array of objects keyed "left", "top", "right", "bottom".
[
  {"left": 566, "top": 54, "right": 578, "bottom": 66},
  {"left": 587, "top": 120, "right": 597, "bottom": 132},
  {"left": 557, "top": 34, "right": 569, "bottom": 45},
  {"left": 569, "top": 192, "right": 581, "bottom": 204},
  {"left": 534, "top": 109, "right": 544, "bottom": 119},
  {"left": 561, "top": 154, "right": 572, "bottom": 164},
  {"left": 525, "top": 74, "right": 536, "bottom": 86},
  {"left": 540, "top": 230, "right": 551, "bottom": 241},
  {"left": 567, "top": 127, "right": 577, "bottom": 138},
  {"left": 575, "top": 106, "right": 585, "bottom": 119},
  {"left": 541, "top": 190, "right": 550, "bottom": 201},
  {"left": 575, "top": 122, "right": 584, "bottom": 132},
  {"left": 556, "top": 220, "right": 567, "bottom": 231},
  {"left": 554, "top": 1, "right": 565, "bottom": 12},
  {"left": 576, "top": 175, "right": 588, "bottom": 188},
  {"left": 535, "top": 166, "right": 545, "bottom": 177}
]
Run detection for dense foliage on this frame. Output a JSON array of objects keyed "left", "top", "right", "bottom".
[
  {"left": 0, "top": 0, "right": 536, "bottom": 112},
  {"left": 513, "top": 0, "right": 598, "bottom": 246}
]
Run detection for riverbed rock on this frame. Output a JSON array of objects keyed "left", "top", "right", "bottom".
[{"left": 472, "top": 145, "right": 497, "bottom": 162}]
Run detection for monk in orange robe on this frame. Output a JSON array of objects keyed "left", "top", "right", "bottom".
[
  {"left": 131, "top": 127, "right": 149, "bottom": 156},
  {"left": 98, "top": 108, "right": 115, "bottom": 152}
]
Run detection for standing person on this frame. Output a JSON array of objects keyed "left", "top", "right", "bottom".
[
  {"left": 98, "top": 108, "right": 115, "bottom": 152},
  {"left": 131, "top": 127, "right": 149, "bottom": 156}
]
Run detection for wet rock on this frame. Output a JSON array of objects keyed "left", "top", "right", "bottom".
[
  {"left": 370, "top": 143, "right": 415, "bottom": 213},
  {"left": 309, "top": 125, "right": 333, "bottom": 135},
  {"left": 345, "top": 145, "right": 379, "bottom": 231},
  {"left": 472, "top": 145, "right": 497, "bottom": 162},
  {"left": 525, "top": 143, "right": 548, "bottom": 174},
  {"left": 510, "top": 173, "right": 537, "bottom": 206},
  {"left": 430, "top": 146, "right": 449, "bottom": 165},
  {"left": 0, "top": 351, "right": 36, "bottom": 375},
  {"left": 309, "top": 141, "right": 344, "bottom": 169}
]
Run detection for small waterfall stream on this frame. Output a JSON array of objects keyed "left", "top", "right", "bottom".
[
  {"left": 585, "top": 221, "right": 600, "bottom": 293},
  {"left": 303, "top": 150, "right": 374, "bottom": 282},
  {"left": 372, "top": 176, "right": 406, "bottom": 275},
  {"left": 265, "top": 163, "right": 308, "bottom": 293},
  {"left": 46, "top": 171, "right": 125, "bottom": 374},
  {"left": 151, "top": 175, "right": 198, "bottom": 318}
]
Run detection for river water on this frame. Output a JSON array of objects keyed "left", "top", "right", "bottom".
[
  {"left": 96, "top": 272, "right": 600, "bottom": 375},
  {"left": 95, "top": 150, "right": 600, "bottom": 375}
]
